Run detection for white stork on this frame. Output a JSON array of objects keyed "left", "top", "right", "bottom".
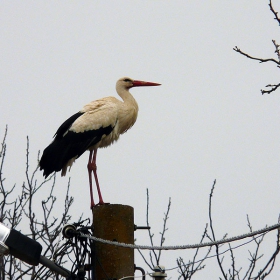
[{"left": 39, "top": 77, "right": 161, "bottom": 208}]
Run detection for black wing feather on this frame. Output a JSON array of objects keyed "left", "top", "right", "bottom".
[
  {"left": 39, "top": 112, "right": 114, "bottom": 178},
  {"left": 54, "top": 112, "right": 84, "bottom": 139}
]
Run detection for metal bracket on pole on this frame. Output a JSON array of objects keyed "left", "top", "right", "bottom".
[
  {"left": 134, "top": 265, "right": 146, "bottom": 280},
  {"left": 134, "top": 225, "right": 151, "bottom": 231}
]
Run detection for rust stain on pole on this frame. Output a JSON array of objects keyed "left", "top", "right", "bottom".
[{"left": 92, "top": 204, "right": 134, "bottom": 280}]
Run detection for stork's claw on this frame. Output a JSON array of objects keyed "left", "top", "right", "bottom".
[{"left": 91, "top": 201, "right": 110, "bottom": 209}]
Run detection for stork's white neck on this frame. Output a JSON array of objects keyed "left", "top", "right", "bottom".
[
  {"left": 116, "top": 86, "right": 138, "bottom": 108},
  {"left": 116, "top": 85, "right": 139, "bottom": 134}
]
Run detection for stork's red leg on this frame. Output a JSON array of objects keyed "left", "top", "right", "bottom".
[
  {"left": 87, "top": 148, "right": 106, "bottom": 207},
  {"left": 91, "top": 148, "right": 105, "bottom": 205},
  {"left": 87, "top": 150, "right": 95, "bottom": 208}
]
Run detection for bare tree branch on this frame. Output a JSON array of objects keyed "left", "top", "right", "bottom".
[
  {"left": 234, "top": 1, "right": 280, "bottom": 95},
  {"left": 177, "top": 224, "right": 211, "bottom": 279},
  {"left": 208, "top": 180, "right": 228, "bottom": 280},
  {"left": 253, "top": 215, "right": 280, "bottom": 279},
  {"left": 146, "top": 188, "right": 156, "bottom": 269},
  {"left": 233, "top": 46, "right": 280, "bottom": 66},
  {"left": 261, "top": 83, "right": 280, "bottom": 95},
  {"left": 157, "top": 197, "right": 171, "bottom": 263},
  {"left": 0, "top": 128, "right": 77, "bottom": 279},
  {"left": 137, "top": 189, "right": 172, "bottom": 273},
  {"left": 269, "top": 0, "right": 280, "bottom": 25}
]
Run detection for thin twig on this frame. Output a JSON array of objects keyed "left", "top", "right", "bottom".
[
  {"left": 157, "top": 197, "right": 171, "bottom": 264},
  {"left": 208, "top": 180, "right": 228, "bottom": 279},
  {"left": 261, "top": 83, "right": 280, "bottom": 95},
  {"left": 269, "top": 0, "right": 280, "bottom": 25},
  {"left": 233, "top": 46, "right": 280, "bottom": 65}
]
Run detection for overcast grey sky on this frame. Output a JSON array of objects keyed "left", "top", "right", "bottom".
[{"left": 1, "top": 1, "right": 280, "bottom": 278}]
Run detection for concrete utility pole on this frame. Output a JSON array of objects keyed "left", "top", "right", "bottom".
[{"left": 92, "top": 204, "right": 134, "bottom": 279}]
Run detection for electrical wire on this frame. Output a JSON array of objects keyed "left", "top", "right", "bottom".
[
  {"left": 165, "top": 232, "right": 267, "bottom": 272},
  {"left": 79, "top": 222, "right": 280, "bottom": 250},
  {"left": 118, "top": 273, "right": 151, "bottom": 280},
  {"left": 118, "top": 232, "right": 270, "bottom": 279}
]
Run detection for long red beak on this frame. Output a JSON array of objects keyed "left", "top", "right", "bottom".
[{"left": 132, "top": 80, "right": 161, "bottom": 87}]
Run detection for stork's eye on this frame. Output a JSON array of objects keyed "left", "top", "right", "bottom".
[{"left": 124, "top": 78, "right": 132, "bottom": 82}]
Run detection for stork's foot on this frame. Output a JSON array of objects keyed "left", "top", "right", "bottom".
[{"left": 90, "top": 201, "right": 110, "bottom": 209}]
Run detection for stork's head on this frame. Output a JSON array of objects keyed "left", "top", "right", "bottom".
[{"left": 116, "top": 77, "right": 161, "bottom": 90}]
